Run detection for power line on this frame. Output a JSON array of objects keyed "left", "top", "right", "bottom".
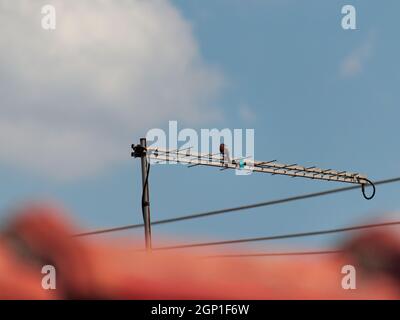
[
  {"left": 152, "top": 221, "right": 400, "bottom": 251},
  {"left": 204, "top": 250, "right": 343, "bottom": 258},
  {"left": 74, "top": 176, "right": 400, "bottom": 237}
]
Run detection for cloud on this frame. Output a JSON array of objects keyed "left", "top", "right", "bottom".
[
  {"left": 0, "top": 0, "right": 224, "bottom": 180},
  {"left": 339, "top": 32, "right": 376, "bottom": 77}
]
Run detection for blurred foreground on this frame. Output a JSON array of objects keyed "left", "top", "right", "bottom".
[{"left": 0, "top": 204, "right": 399, "bottom": 299}]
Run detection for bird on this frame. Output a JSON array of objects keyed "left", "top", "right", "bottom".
[{"left": 219, "top": 143, "right": 231, "bottom": 165}]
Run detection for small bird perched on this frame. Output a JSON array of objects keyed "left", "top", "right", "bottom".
[{"left": 219, "top": 143, "right": 231, "bottom": 165}]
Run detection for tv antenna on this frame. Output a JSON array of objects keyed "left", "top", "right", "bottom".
[{"left": 131, "top": 138, "right": 376, "bottom": 250}]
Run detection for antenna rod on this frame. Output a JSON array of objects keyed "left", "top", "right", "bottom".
[{"left": 146, "top": 145, "right": 375, "bottom": 200}]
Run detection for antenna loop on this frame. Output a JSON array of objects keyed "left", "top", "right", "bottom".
[{"left": 361, "top": 178, "right": 376, "bottom": 200}]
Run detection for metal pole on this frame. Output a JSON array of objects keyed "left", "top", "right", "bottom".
[{"left": 140, "top": 138, "right": 152, "bottom": 251}]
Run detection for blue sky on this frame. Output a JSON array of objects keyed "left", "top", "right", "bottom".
[{"left": 1, "top": 0, "right": 400, "bottom": 252}]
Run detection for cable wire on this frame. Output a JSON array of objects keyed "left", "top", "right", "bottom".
[
  {"left": 204, "top": 250, "right": 343, "bottom": 259},
  {"left": 74, "top": 176, "right": 400, "bottom": 237},
  {"left": 152, "top": 220, "right": 400, "bottom": 251},
  {"left": 141, "top": 162, "right": 151, "bottom": 218}
]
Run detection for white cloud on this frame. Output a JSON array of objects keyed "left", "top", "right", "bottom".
[
  {"left": 0, "top": 0, "right": 224, "bottom": 180},
  {"left": 340, "top": 32, "right": 376, "bottom": 77}
]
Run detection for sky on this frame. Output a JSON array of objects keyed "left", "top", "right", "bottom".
[{"left": 1, "top": 0, "right": 400, "bottom": 253}]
